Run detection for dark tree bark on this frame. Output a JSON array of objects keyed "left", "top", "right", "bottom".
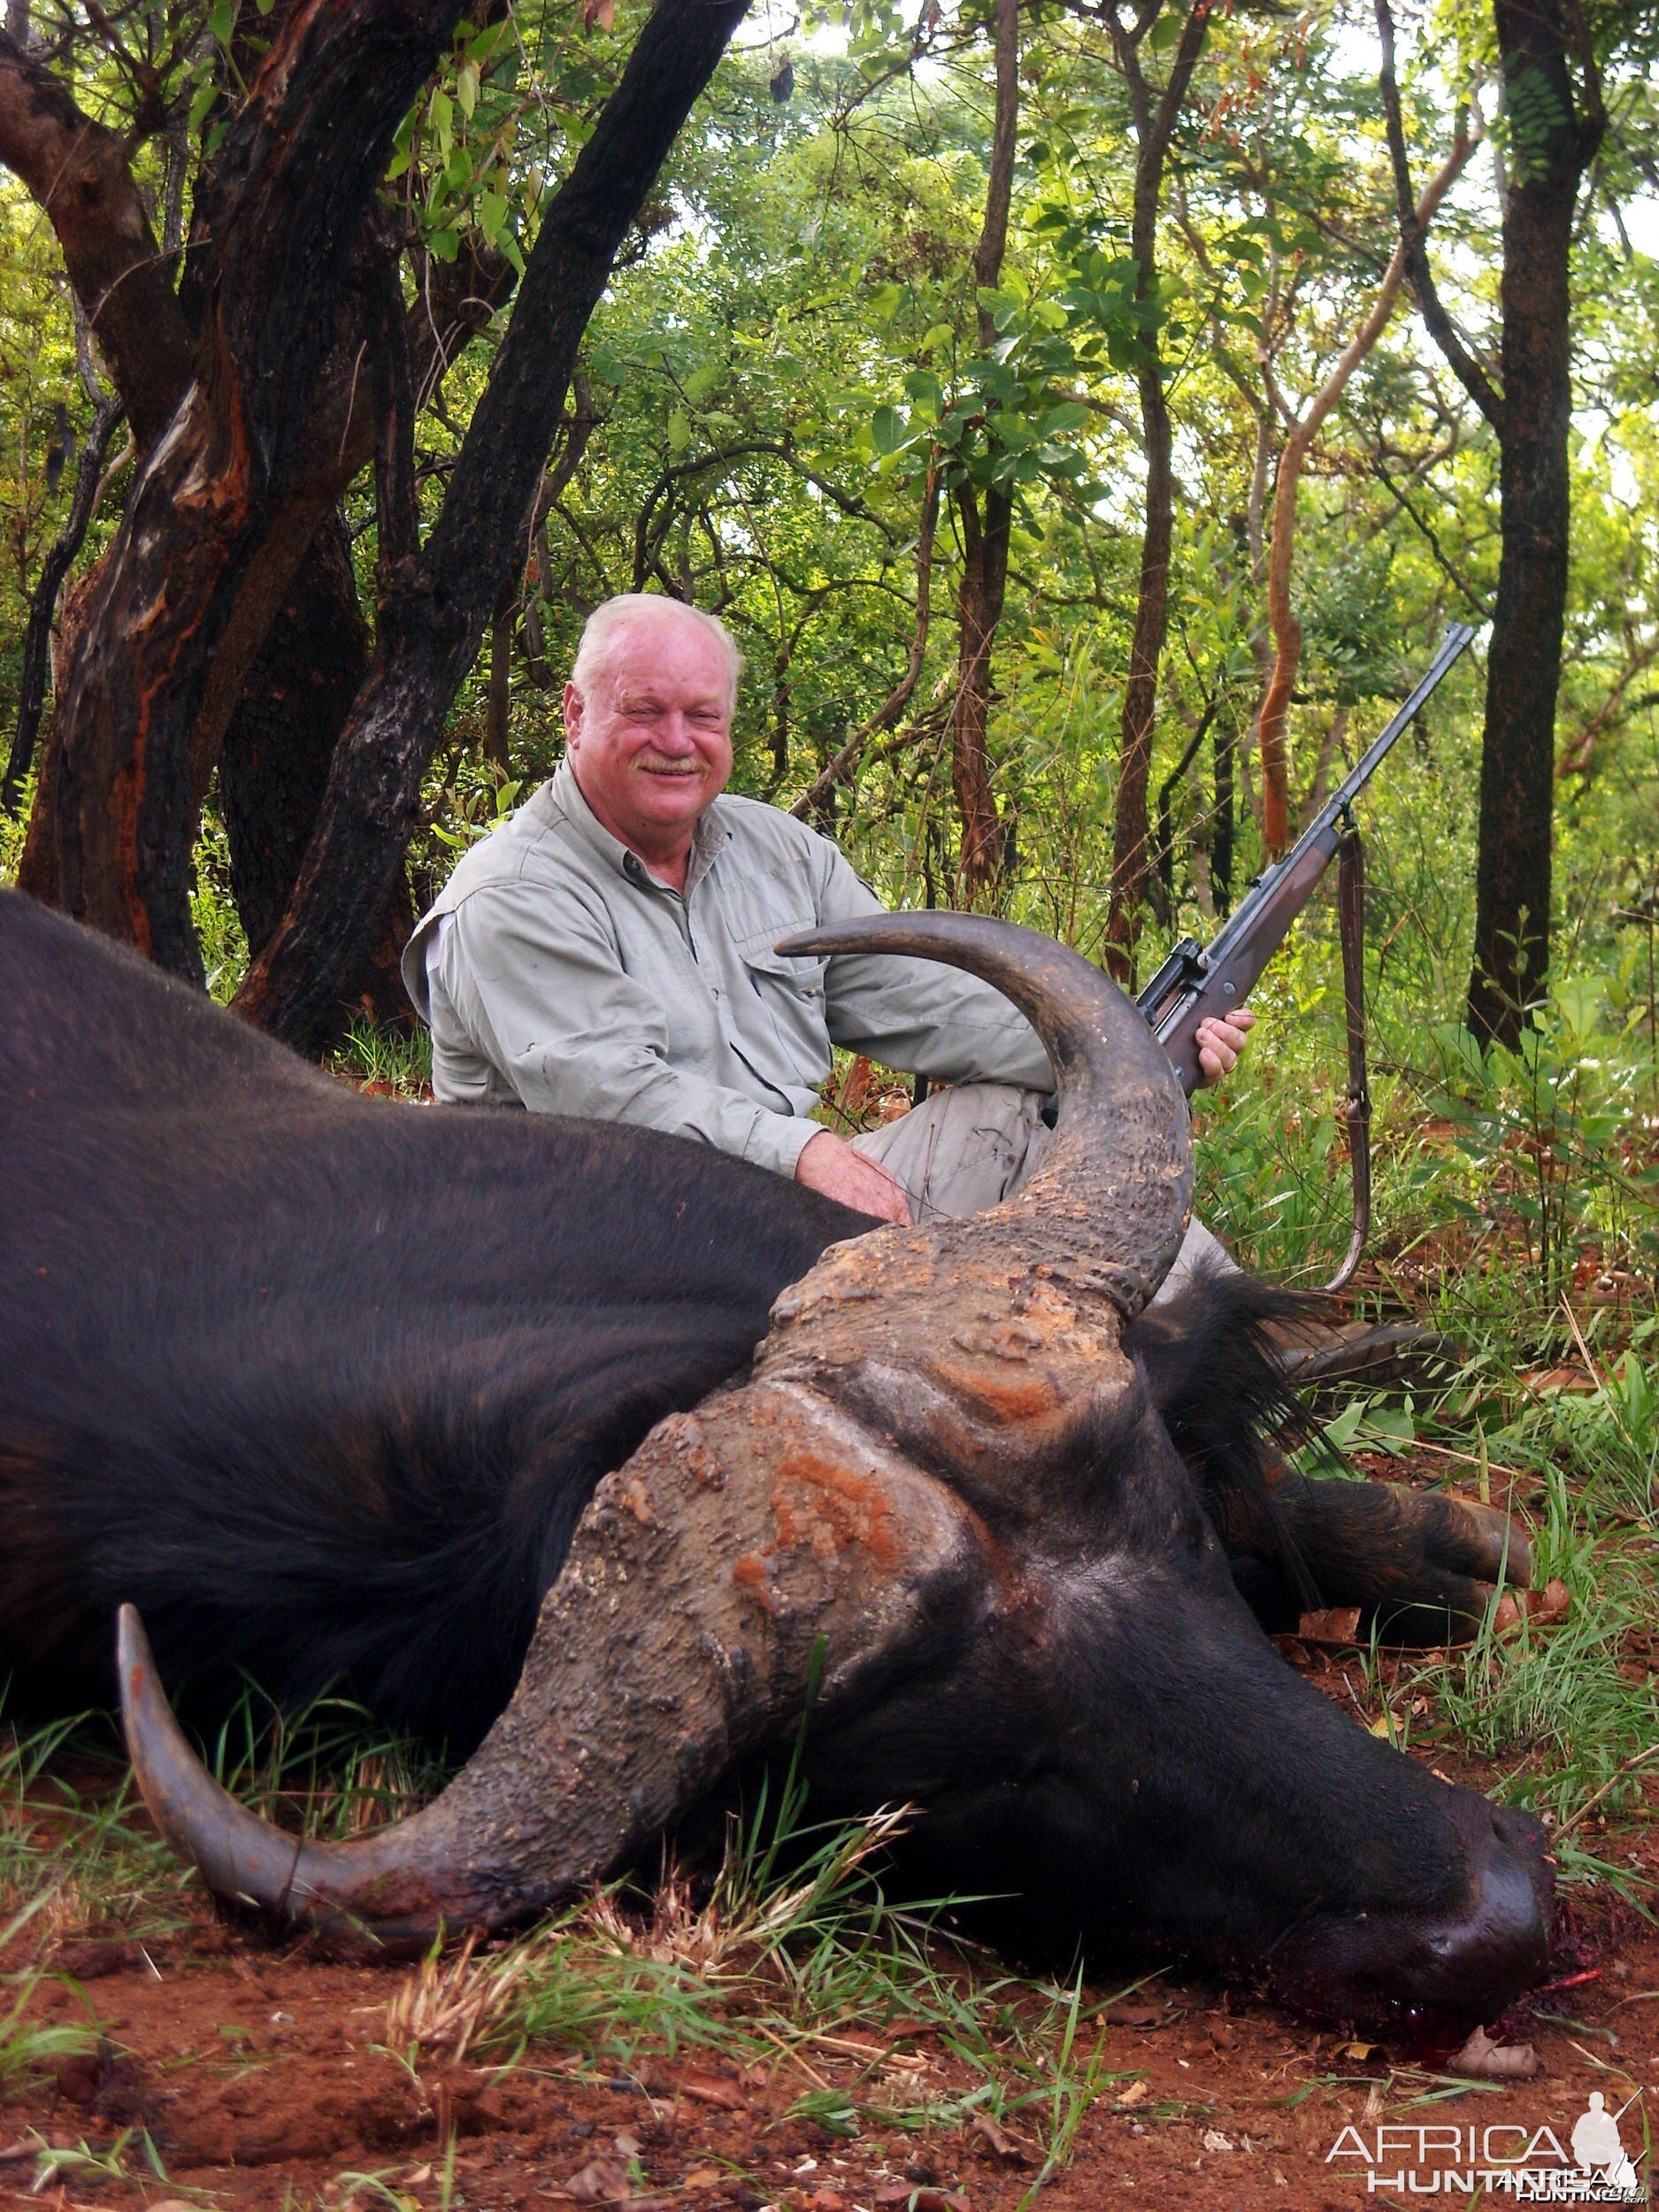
[
  {"left": 951, "top": 481, "right": 1013, "bottom": 890},
  {"left": 218, "top": 513, "right": 414, "bottom": 1030},
  {"left": 1377, "top": 0, "right": 1601, "bottom": 1047},
  {"left": 235, "top": 0, "right": 755, "bottom": 1049},
  {"left": 949, "top": 0, "right": 1019, "bottom": 893},
  {"left": 1467, "top": 0, "right": 1600, "bottom": 1043},
  {"left": 1102, "top": 0, "right": 1215, "bottom": 983},
  {"left": 50, "top": 0, "right": 469, "bottom": 981},
  {"left": 0, "top": 32, "right": 194, "bottom": 449},
  {"left": 0, "top": 16, "right": 512, "bottom": 1018},
  {"left": 218, "top": 516, "right": 370, "bottom": 962},
  {"left": 486, "top": 586, "right": 515, "bottom": 775},
  {"left": 1211, "top": 712, "right": 1234, "bottom": 918},
  {"left": 2, "top": 392, "right": 120, "bottom": 811}
]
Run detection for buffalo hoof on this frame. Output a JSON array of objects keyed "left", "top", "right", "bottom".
[
  {"left": 1368, "top": 1488, "right": 1534, "bottom": 1643},
  {"left": 1269, "top": 1319, "right": 1462, "bottom": 1389}
]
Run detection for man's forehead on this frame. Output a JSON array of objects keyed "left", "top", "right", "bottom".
[{"left": 605, "top": 626, "right": 731, "bottom": 698}]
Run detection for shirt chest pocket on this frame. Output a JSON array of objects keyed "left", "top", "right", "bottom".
[{"left": 734, "top": 930, "right": 833, "bottom": 1091}]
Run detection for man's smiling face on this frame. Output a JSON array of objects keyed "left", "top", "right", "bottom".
[{"left": 565, "top": 612, "right": 735, "bottom": 864}]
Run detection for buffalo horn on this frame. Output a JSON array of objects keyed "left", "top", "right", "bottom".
[
  {"left": 774, "top": 911, "right": 1191, "bottom": 1317},
  {"left": 121, "top": 914, "right": 1185, "bottom": 1944}
]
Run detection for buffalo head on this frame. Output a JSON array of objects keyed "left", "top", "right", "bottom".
[{"left": 117, "top": 912, "right": 1550, "bottom": 2025}]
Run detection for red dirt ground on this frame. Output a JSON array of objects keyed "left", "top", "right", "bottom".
[{"left": 4, "top": 1740, "right": 1655, "bottom": 2212}]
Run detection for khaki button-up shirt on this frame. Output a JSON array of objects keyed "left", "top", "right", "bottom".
[{"left": 402, "top": 764, "right": 1052, "bottom": 1178}]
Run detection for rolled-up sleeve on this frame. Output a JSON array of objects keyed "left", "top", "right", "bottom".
[
  {"left": 810, "top": 847, "right": 1055, "bottom": 1092},
  {"left": 436, "top": 881, "right": 821, "bottom": 1177}
]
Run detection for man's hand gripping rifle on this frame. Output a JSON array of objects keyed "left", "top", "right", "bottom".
[{"left": 1135, "top": 622, "right": 1479, "bottom": 1289}]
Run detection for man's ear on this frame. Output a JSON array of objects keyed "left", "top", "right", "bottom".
[{"left": 564, "top": 680, "right": 584, "bottom": 747}]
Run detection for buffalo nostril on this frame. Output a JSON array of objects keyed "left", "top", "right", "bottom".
[
  {"left": 1492, "top": 1802, "right": 1548, "bottom": 1857},
  {"left": 1418, "top": 1838, "right": 1552, "bottom": 2011}
]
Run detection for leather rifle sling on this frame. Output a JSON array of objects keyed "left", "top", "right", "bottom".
[{"left": 1323, "top": 822, "right": 1371, "bottom": 1294}]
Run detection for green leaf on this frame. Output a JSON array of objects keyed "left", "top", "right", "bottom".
[
  {"left": 869, "top": 281, "right": 903, "bottom": 321},
  {"left": 870, "top": 403, "right": 907, "bottom": 455},
  {"left": 666, "top": 409, "right": 692, "bottom": 453},
  {"left": 430, "top": 87, "right": 454, "bottom": 157},
  {"left": 920, "top": 322, "right": 954, "bottom": 355},
  {"left": 208, "top": 0, "right": 236, "bottom": 44},
  {"left": 476, "top": 189, "right": 508, "bottom": 243},
  {"left": 188, "top": 76, "right": 219, "bottom": 133},
  {"left": 1040, "top": 402, "right": 1089, "bottom": 437},
  {"left": 1148, "top": 9, "right": 1181, "bottom": 50},
  {"left": 456, "top": 59, "right": 480, "bottom": 119},
  {"left": 976, "top": 286, "right": 1020, "bottom": 329},
  {"left": 426, "top": 227, "right": 461, "bottom": 263}
]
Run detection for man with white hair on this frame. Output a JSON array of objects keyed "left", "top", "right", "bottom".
[{"left": 403, "top": 592, "right": 1251, "bottom": 1265}]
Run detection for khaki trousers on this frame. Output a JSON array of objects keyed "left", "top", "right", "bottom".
[{"left": 851, "top": 1081, "right": 1233, "bottom": 1308}]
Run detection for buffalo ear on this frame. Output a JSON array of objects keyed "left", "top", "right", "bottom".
[{"left": 121, "top": 1382, "right": 987, "bottom": 1950}]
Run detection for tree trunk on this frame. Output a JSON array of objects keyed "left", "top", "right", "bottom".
[
  {"left": 0, "top": 32, "right": 194, "bottom": 450},
  {"left": 1102, "top": 0, "right": 1215, "bottom": 984},
  {"left": 50, "top": 0, "right": 467, "bottom": 982},
  {"left": 3, "top": 394, "right": 120, "bottom": 810},
  {"left": 218, "top": 518, "right": 368, "bottom": 961},
  {"left": 1211, "top": 712, "right": 1234, "bottom": 918},
  {"left": 952, "top": 481, "right": 1013, "bottom": 890},
  {"left": 235, "top": 0, "right": 755, "bottom": 1050},
  {"left": 1376, "top": 0, "right": 1599, "bottom": 1047},
  {"left": 218, "top": 514, "right": 415, "bottom": 1033},
  {"left": 949, "top": 0, "right": 1019, "bottom": 894},
  {"left": 1467, "top": 0, "right": 1599, "bottom": 1044},
  {"left": 1103, "top": 347, "right": 1173, "bottom": 979},
  {"left": 486, "top": 588, "right": 514, "bottom": 774}
]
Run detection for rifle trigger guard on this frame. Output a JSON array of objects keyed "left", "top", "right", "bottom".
[{"left": 1324, "top": 827, "right": 1371, "bottom": 1296}]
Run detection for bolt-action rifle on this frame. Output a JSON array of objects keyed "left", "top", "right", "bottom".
[{"left": 1135, "top": 620, "right": 1479, "bottom": 1286}]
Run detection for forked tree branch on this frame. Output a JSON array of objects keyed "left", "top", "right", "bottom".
[
  {"left": 1256, "top": 123, "right": 1480, "bottom": 853},
  {"left": 1373, "top": 0, "right": 1504, "bottom": 429}
]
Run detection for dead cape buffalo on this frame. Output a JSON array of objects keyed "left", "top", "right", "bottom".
[{"left": 0, "top": 887, "right": 1550, "bottom": 2026}]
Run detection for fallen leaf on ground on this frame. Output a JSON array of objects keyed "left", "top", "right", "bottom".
[
  {"left": 563, "top": 2154, "right": 634, "bottom": 2202},
  {"left": 874, "top": 2188, "right": 968, "bottom": 2212},
  {"left": 673, "top": 2067, "right": 746, "bottom": 2110},
  {"left": 1520, "top": 1367, "right": 1600, "bottom": 1394},
  {"left": 681, "top": 2170, "right": 725, "bottom": 2189},
  {"left": 1295, "top": 1606, "right": 1363, "bottom": 1647},
  {"left": 1115, "top": 2078, "right": 1151, "bottom": 2108},
  {"left": 1447, "top": 2025, "right": 1539, "bottom": 2080},
  {"left": 1202, "top": 2129, "right": 1236, "bottom": 2153},
  {"left": 968, "top": 2111, "right": 1029, "bottom": 2162}
]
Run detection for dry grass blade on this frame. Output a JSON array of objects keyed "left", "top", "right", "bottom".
[
  {"left": 384, "top": 1932, "right": 531, "bottom": 2062},
  {"left": 573, "top": 1801, "right": 916, "bottom": 1977}
]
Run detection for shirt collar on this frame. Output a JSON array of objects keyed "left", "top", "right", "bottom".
[{"left": 546, "top": 759, "right": 731, "bottom": 895}]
